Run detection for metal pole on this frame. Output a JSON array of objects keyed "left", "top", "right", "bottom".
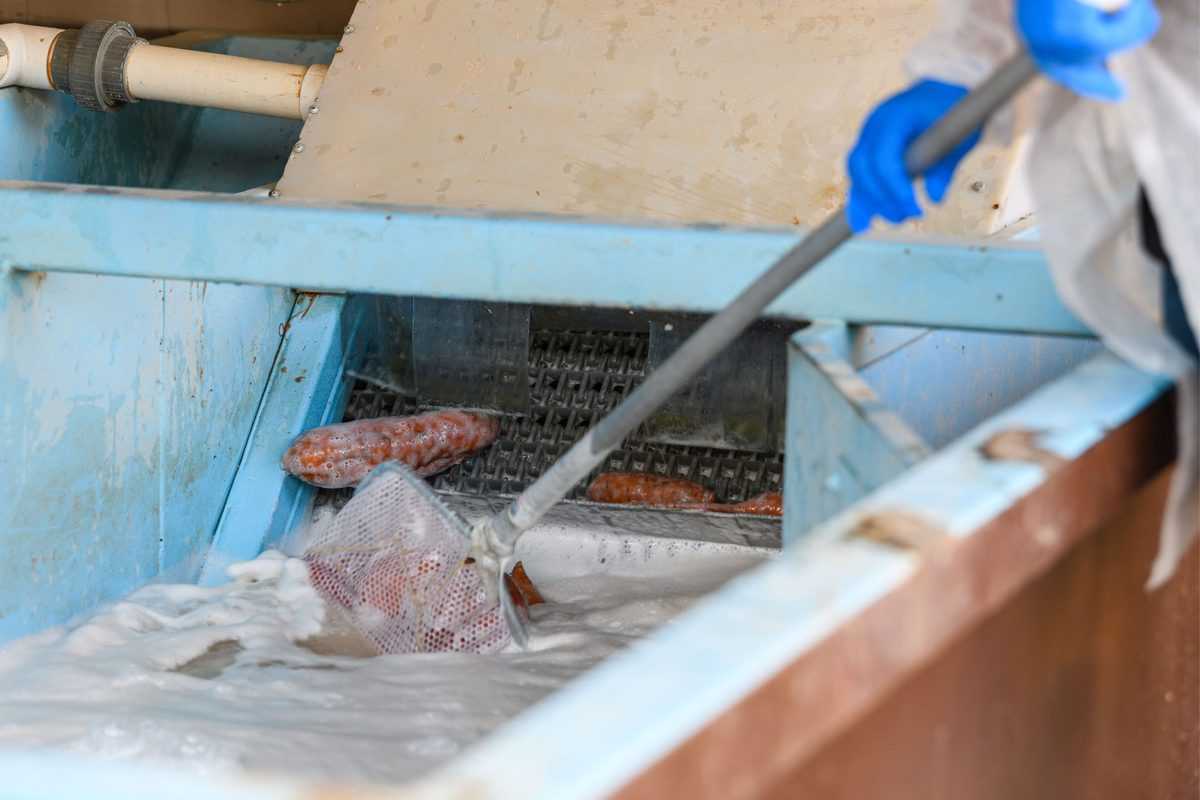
[{"left": 492, "top": 51, "right": 1041, "bottom": 545}]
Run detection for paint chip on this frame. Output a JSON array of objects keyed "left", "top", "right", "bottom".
[
  {"left": 979, "top": 428, "right": 1066, "bottom": 473},
  {"left": 850, "top": 510, "right": 947, "bottom": 554}
]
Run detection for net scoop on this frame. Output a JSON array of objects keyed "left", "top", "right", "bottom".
[{"left": 303, "top": 462, "right": 516, "bottom": 654}]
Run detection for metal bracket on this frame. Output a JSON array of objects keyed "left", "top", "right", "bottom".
[
  {"left": 783, "top": 321, "right": 930, "bottom": 544},
  {"left": 644, "top": 316, "right": 798, "bottom": 452},
  {"left": 350, "top": 297, "right": 531, "bottom": 414},
  {"left": 412, "top": 299, "right": 530, "bottom": 413},
  {"left": 348, "top": 295, "right": 416, "bottom": 395}
]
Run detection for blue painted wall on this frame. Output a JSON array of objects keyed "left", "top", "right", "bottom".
[
  {"left": 0, "top": 37, "right": 334, "bottom": 643},
  {"left": 860, "top": 327, "right": 1102, "bottom": 449},
  {"left": 0, "top": 35, "right": 335, "bottom": 191}
]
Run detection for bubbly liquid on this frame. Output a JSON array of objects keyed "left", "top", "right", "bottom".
[{"left": 0, "top": 545, "right": 753, "bottom": 784}]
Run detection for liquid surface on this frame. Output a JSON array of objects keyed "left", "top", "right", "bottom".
[{"left": 0, "top": 540, "right": 754, "bottom": 784}]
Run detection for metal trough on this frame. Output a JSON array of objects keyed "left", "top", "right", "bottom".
[{"left": 0, "top": 29, "right": 1193, "bottom": 800}]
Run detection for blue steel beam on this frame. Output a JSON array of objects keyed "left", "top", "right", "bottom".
[
  {"left": 199, "top": 293, "right": 366, "bottom": 585},
  {"left": 0, "top": 181, "right": 1089, "bottom": 336}
]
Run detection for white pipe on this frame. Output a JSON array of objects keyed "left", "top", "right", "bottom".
[
  {"left": 0, "top": 23, "right": 62, "bottom": 90},
  {"left": 299, "top": 63, "right": 326, "bottom": 115},
  {"left": 0, "top": 22, "right": 326, "bottom": 120},
  {"left": 125, "top": 43, "right": 326, "bottom": 120}
]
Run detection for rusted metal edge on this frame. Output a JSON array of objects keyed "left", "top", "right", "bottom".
[{"left": 613, "top": 389, "right": 1176, "bottom": 800}]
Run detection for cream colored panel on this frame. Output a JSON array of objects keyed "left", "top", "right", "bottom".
[{"left": 278, "top": 0, "right": 1028, "bottom": 234}]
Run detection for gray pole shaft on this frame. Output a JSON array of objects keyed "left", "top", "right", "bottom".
[{"left": 493, "top": 51, "right": 1039, "bottom": 544}]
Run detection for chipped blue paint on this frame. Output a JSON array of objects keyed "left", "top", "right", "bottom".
[
  {"left": 0, "top": 182, "right": 1092, "bottom": 336},
  {"left": 0, "top": 37, "right": 327, "bottom": 642},
  {"left": 0, "top": 271, "right": 293, "bottom": 646},
  {"left": 157, "top": 281, "right": 297, "bottom": 580},
  {"left": 860, "top": 327, "right": 1103, "bottom": 449},
  {"left": 852, "top": 354, "right": 1170, "bottom": 537},
  {"left": 784, "top": 322, "right": 930, "bottom": 543},
  {"left": 200, "top": 294, "right": 366, "bottom": 585},
  {"left": 783, "top": 321, "right": 1099, "bottom": 542},
  {"left": 0, "top": 272, "right": 162, "bottom": 638}
]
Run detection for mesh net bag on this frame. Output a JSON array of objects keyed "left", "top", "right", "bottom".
[{"left": 302, "top": 462, "right": 511, "bottom": 654}]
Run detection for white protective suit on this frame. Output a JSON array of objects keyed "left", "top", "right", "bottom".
[{"left": 906, "top": 0, "right": 1199, "bottom": 587}]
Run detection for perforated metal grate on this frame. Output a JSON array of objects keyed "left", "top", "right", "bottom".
[{"left": 327, "top": 328, "right": 784, "bottom": 507}]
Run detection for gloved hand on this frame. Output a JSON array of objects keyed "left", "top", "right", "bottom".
[
  {"left": 845, "top": 79, "right": 982, "bottom": 233},
  {"left": 1016, "top": 0, "right": 1160, "bottom": 100}
]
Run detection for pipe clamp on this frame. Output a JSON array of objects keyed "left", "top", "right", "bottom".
[{"left": 57, "top": 20, "right": 142, "bottom": 112}]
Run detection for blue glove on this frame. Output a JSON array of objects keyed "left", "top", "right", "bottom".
[
  {"left": 845, "top": 79, "right": 982, "bottom": 233},
  {"left": 1016, "top": 0, "right": 1160, "bottom": 100}
]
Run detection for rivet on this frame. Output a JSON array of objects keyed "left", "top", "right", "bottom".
[
  {"left": 293, "top": 142, "right": 305, "bottom": 153},
  {"left": 970, "top": 180, "right": 984, "bottom": 192},
  {"left": 335, "top": 45, "right": 344, "bottom": 53},
  {"left": 308, "top": 104, "right": 319, "bottom": 115},
  {"left": 269, "top": 189, "right": 280, "bottom": 198},
  {"left": 344, "top": 24, "right": 355, "bottom": 34}
]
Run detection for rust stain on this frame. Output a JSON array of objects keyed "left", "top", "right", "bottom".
[
  {"left": 850, "top": 510, "right": 948, "bottom": 555},
  {"left": 20, "top": 270, "right": 48, "bottom": 289},
  {"left": 299, "top": 293, "right": 318, "bottom": 319},
  {"left": 280, "top": 295, "right": 318, "bottom": 336},
  {"left": 279, "top": 296, "right": 316, "bottom": 340},
  {"left": 979, "top": 428, "right": 1066, "bottom": 473}
]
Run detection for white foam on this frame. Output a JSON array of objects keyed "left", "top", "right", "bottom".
[{"left": 0, "top": 539, "right": 755, "bottom": 785}]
